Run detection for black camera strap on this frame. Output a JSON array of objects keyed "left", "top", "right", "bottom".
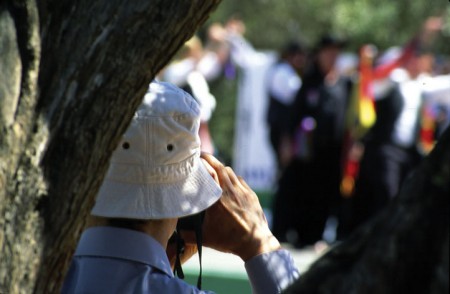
[
  {"left": 173, "top": 228, "right": 185, "bottom": 279},
  {"left": 174, "top": 214, "right": 204, "bottom": 289},
  {"left": 195, "top": 222, "right": 203, "bottom": 289}
]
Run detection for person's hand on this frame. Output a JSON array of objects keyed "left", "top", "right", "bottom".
[
  {"left": 208, "top": 23, "right": 227, "bottom": 43},
  {"left": 225, "top": 19, "right": 246, "bottom": 36},
  {"left": 199, "top": 153, "right": 281, "bottom": 261}
]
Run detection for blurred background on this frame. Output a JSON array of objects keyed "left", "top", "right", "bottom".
[
  {"left": 205, "top": 0, "right": 450, "bottom": 167},
  {"left": 161, "top": 1, "right": 450, "bottom": 292}
]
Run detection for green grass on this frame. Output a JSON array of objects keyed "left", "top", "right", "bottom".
[{"left": 184, "top": 270, "right": 252, "bottom": 294}]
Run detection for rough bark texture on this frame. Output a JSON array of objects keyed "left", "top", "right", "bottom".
[
  {"left": 0, "top": 1, "right": 221, "bottom": 293},
  {"left": 285, "top": 128, "right": 450, "bottom": 294}
]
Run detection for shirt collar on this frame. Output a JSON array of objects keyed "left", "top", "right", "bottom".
[{"left": 74, "top": 226, "right": 173, "bottom": 277}]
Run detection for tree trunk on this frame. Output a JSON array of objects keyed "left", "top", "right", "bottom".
[
  {"left": 285, "top": 128, "right": 450, "bottom": 294},
  {"left": 0, "top": 1, "right": 221, "bottom": 293}
]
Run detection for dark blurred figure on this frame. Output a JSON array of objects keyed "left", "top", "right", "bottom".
[
  {"left": 272, "top": 35, "right": 352, "bottom": 247},
  {"left": 267, "top": 41, "right": 306, "bottom": 170}
]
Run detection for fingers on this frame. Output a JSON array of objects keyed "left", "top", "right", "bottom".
[
  {"left": 201, "top": 153, "right": 223, "bottom": 170},
  {"left": 216, "top": 165, "right": 235, "bottom": 194},
  {"left": 201, "top": 153, "right": 245, "bottom": 187},
  {"left": 201, "top": 153, "right": 252, "bottom": 203},
  {"left": 201, "top": 153, "right": 235, "bottom": 191},
  {"left": 238, "top": 176, "right": 252, "bottom": 190},
  {"left": 225, "top": 166, "right": 246, "bottom": 190},
  {"left": 201, "top": 158, "right": 219, "bottom": 184},
  {"left": 199, "top": 154, "right": 277, "bottom": 259}
]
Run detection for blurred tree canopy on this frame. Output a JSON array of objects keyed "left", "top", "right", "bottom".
[{"left": 208, "top": 0, "right": 450, "bottom": 51}]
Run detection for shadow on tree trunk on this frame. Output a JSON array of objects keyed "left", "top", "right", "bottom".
[{"left": 285, "top": 127, "right": 450, "bottom": 294}]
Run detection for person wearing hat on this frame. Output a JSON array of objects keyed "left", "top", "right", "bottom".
[{"left": 62, "top": 81, "right": 299, "bottom": 293}]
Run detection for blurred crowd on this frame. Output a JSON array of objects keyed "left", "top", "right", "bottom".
[{"left": 160, "top": 16, "right": 450, "bottom": 250}]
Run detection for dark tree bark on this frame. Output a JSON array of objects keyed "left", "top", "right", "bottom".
[
  {"left": 285, "top": 128, "right": 450, "bottom": 294},
  {"left": 0, "top": 1, "right": 221, "bottom": 293}
]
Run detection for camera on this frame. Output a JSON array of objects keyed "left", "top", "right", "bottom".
[{"left": 177, "top": 211, "right": 206, "bottom": 231}]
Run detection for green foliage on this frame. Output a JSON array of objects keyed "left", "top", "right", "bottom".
[
  {"left": 208, "top": 76, "right": 238, "bottom": 165},
  {"left": 209, "top": 0, "right": 449, "bottom": 51}
]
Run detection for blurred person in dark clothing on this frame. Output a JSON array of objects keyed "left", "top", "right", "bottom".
[
  {"left": 267, "top": 41, "right": 306, "bottom": 170},
  {"left": 272, "top": 35, "right": 352, "bottom": 247}
]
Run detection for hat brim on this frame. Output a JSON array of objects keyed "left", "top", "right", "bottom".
[{"left": 91, "top": 156, "right": 223, "bottom": 220}]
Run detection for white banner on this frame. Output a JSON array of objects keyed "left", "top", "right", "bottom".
[{"left": 232, "top": 52, "right": 277, "bottom": 191}]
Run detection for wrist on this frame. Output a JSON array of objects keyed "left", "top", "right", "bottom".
[{"left": 236, "top": 231, "right": 281, "bottom": 262}]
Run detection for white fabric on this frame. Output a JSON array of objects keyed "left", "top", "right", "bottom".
[
  {"left": 422, "top": 74, "right": 450, "bottom": 102},
  {"left": 377, "top": 71, "right": 450, "bottom": 148},
  {"left": 232, "top": 51, "right": 278, "bottom": 191},
  {"left": 187, "top": 71, "right": 217, "bottom": 122},
  {"left": 163, "top": 59, "right": 196, "bottom": 86},
  {"left": 393, "top": 79, "right": 423, "bottom": 147},
  {"left": 227, "top": 33, "right": 257, "bottom": 68},
  {"left": 163, "top": 58, "right": 217, "bottom": 123},
  {"left": 197, "top": 52, "right": 223, "bottom": 82},
  {"left": 92, "top": 81, "right": 222, "bottom": 219},
  {"left": 268, "top": 62, "right": 302, "bottom": 105}
]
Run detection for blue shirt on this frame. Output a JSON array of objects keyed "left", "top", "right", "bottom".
[{"left": 62, "top": 227, "right": 299, "bottom": 294}]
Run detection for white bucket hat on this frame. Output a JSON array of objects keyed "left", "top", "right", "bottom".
[{"left": 91, "top": 81, "right": 222, "bottom": 219}]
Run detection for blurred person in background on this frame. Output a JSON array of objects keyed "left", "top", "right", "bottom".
[
  {"left": 267, "top": 41, "right": 307, "bottom": 170},
  {"left": 348, "top": 50, "right": 450, "bottom": 232},
  {"left": 224, "top": 15, "right": 255, "bottom": 67},
  {"left": 272, "top": 35, "right": 352, "bottom": 248},
  {"left": 163, "top": 37, "right": 218, "bottom": 154},
  {"left": 344, "top": 17, "right": 450, "bottom": 235},
  {"left": 162, "top": 18, "right": 258, "bottom": 158}
]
